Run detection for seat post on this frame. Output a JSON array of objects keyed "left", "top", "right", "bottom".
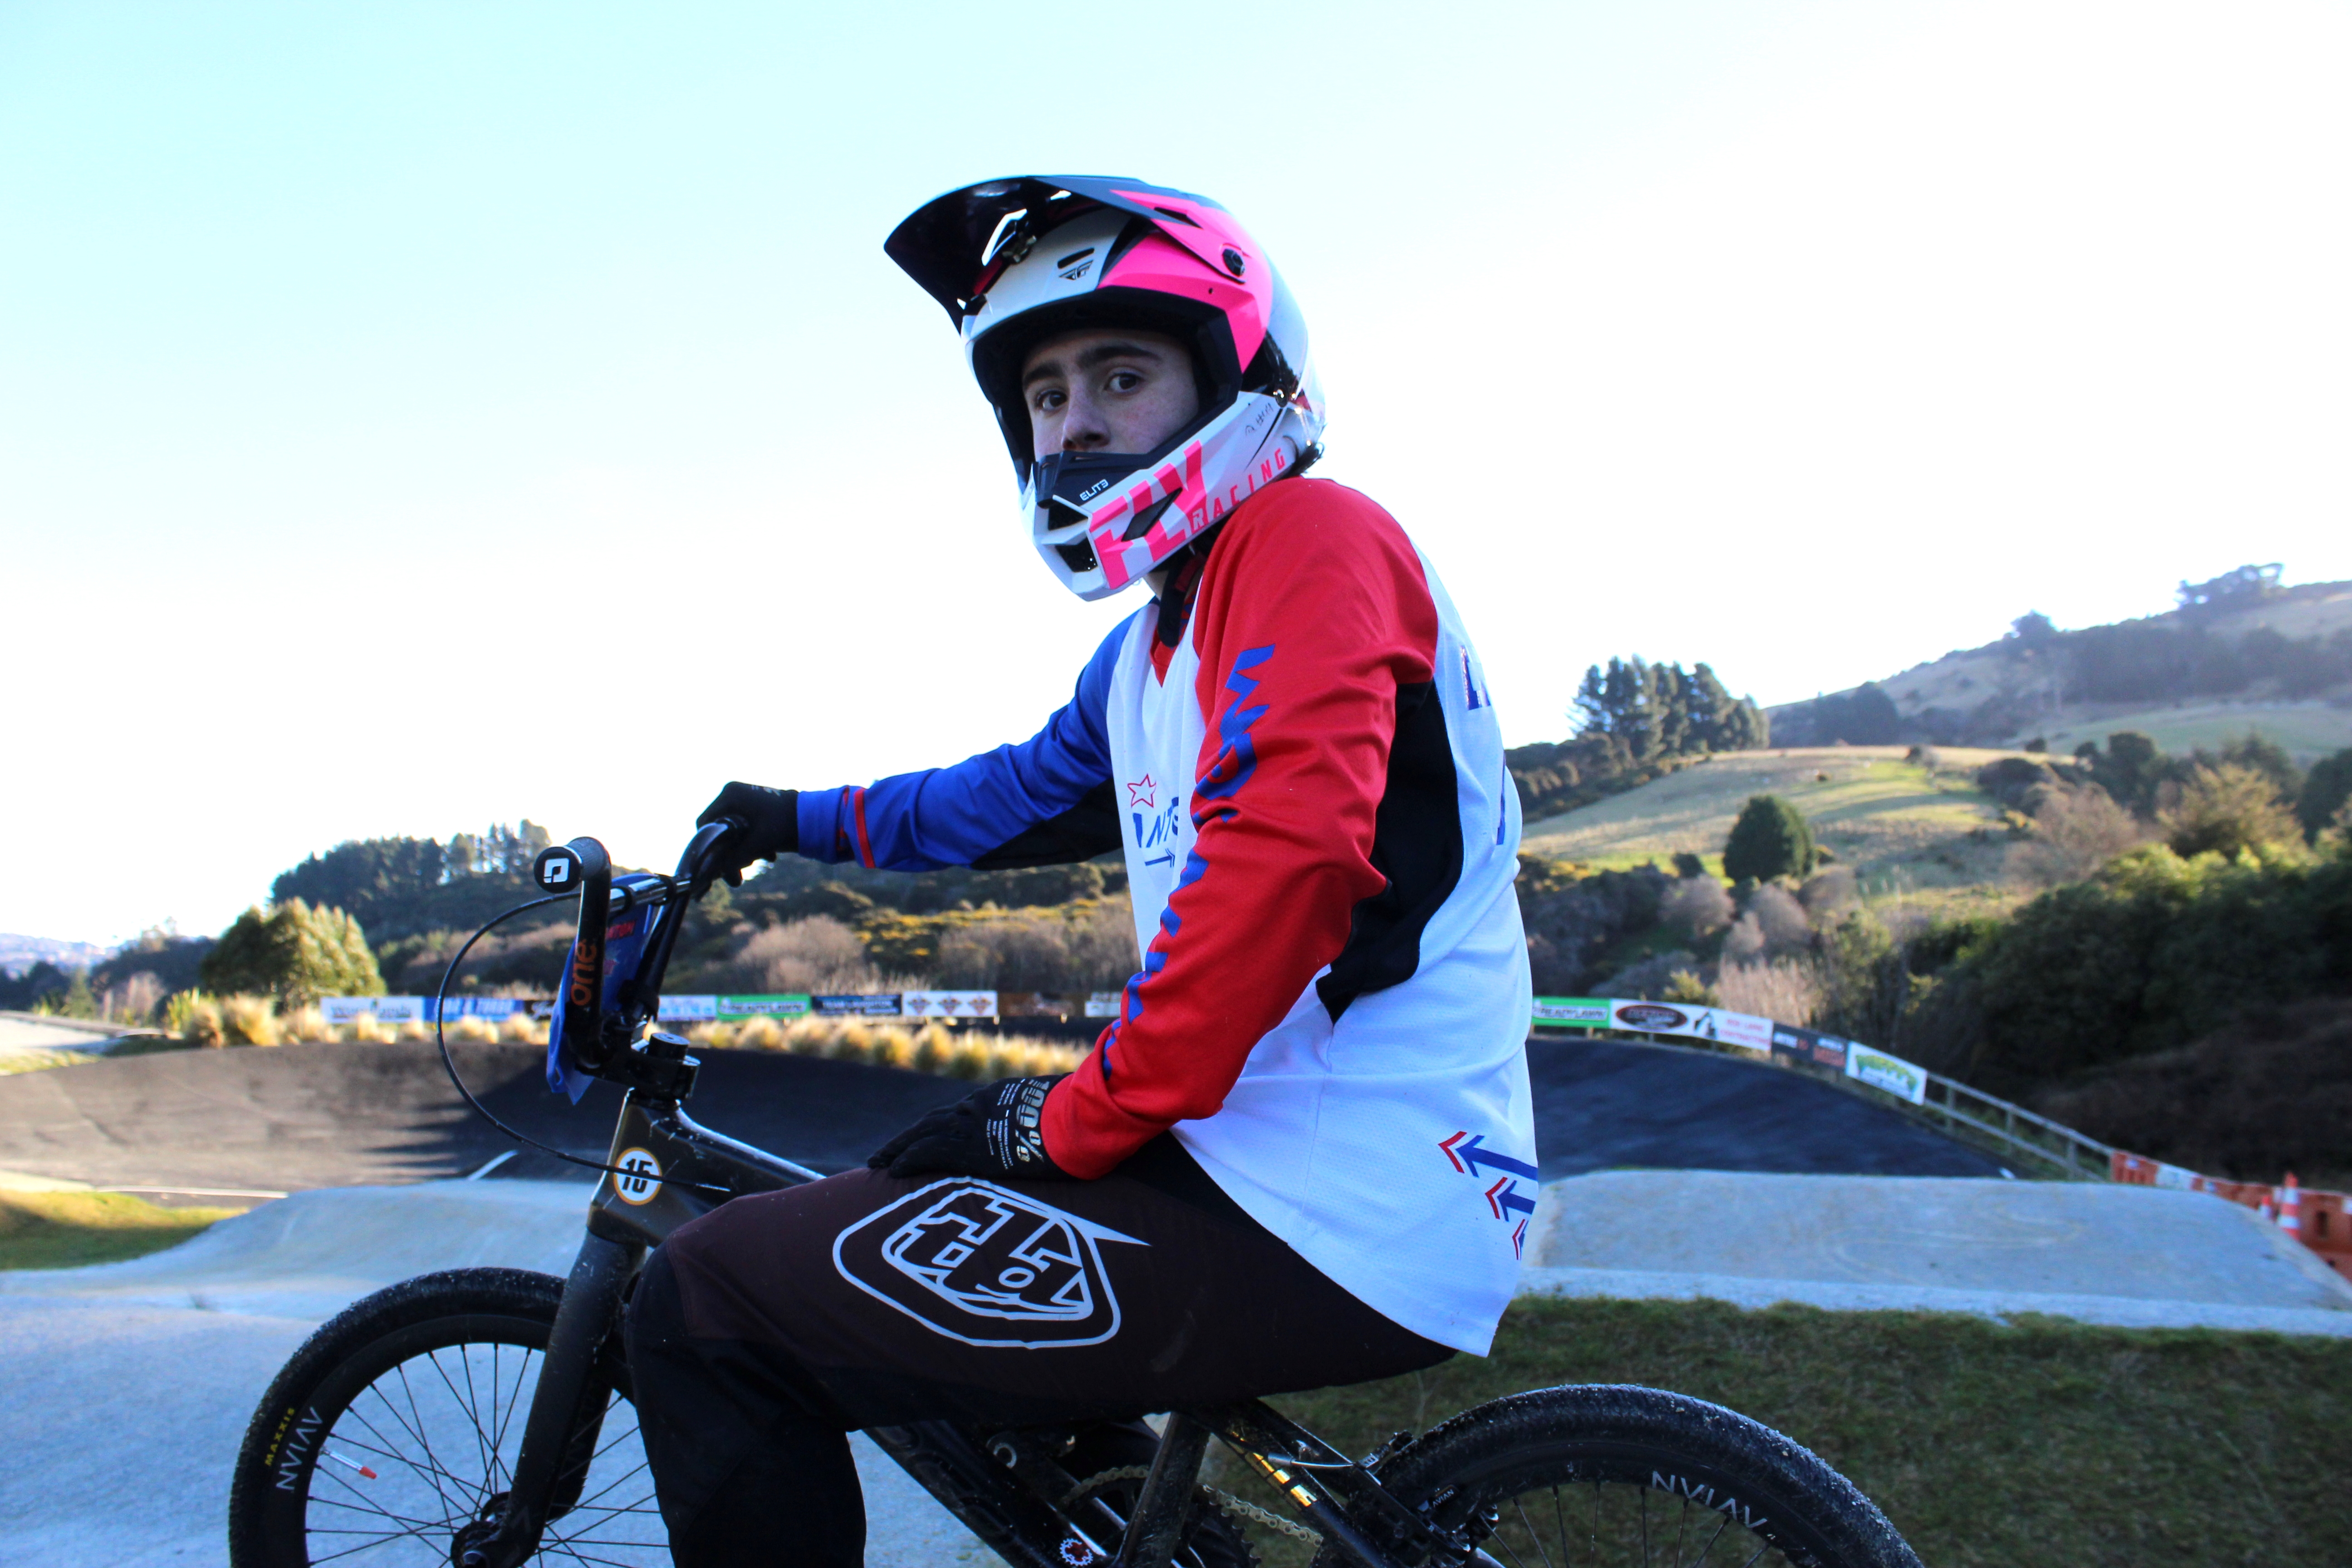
[{"left": 1116, "top": 1411, "right": 1212, "bottom": 1568}]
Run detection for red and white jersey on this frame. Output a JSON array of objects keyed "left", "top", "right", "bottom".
[{"left": 802, "top": 479, "right": 1535, "bottom": 1352}]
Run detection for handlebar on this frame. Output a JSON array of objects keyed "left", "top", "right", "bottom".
[{"left": 529, "top": 819, "right": 745, "bottom": 1077}]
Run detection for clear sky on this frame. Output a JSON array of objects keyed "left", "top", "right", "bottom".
[{"left": 5, "top": 0, "right": 2348, "bottom": 946}]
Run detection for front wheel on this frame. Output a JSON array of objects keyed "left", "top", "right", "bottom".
[
  {"left": 227, "top": 1267, "right": 658, "bottom": 1567},
  {"left": 1356, "top": 1385, "right": 1921, "bottom": 1568}
]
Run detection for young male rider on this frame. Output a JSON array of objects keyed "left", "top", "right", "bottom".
[{"left": 627, "top": 176, "right": 1536, "bottom": 1566}]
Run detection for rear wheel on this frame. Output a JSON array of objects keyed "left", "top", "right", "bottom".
[
  {"left": 1348, "top": 1385, "right": 1922, "bottom": 1568},
  {"left": 227, "top": 1268, "right": 658, "bottom": 1567}
]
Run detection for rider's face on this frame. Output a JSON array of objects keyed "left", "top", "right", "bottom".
[{"left": 1021, "top": 329, "right": 1200, "bottom": 463}]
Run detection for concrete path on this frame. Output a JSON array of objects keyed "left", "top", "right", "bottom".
[
  {"left": 0, "top": 1180, "right": 997, "bottom": 1568},
  {"left": 0, "top": 1012, "right": 127, "bottom": 1051},
  {"left": 1524, "top": 1170, "right": 2352, "bottom": 1334}
]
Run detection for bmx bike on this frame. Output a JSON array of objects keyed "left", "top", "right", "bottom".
[{"left": 226, "top": 822, "right": 1923, "bottom": 1568}]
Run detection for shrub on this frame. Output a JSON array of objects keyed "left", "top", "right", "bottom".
[
  {"left": 449, "top": 1014, "right": 500, "bottom": 1044},
  {"left": 1947, "top": 844, "right": 2352, "bottom": 1091},
  {"left": 1722, "top": 795, "right": 1814, "bottom": 883},
  {"left": 2033, "top": 998, "right": 2352, "bottom": 1186},
  {"left": 2157, "top": 763, "right": 2305, "bottom": 859},
  {"left": 277, "top": 1004, "right": 327, "bottom": 1042},
  {"left": 343, "top": 1012, "right": 394, "bottom": 1044},
  {"left": 200, "top": 900, "right": 383, "bottom": 1007},
  {"left": 498, "top": 1012, "right": 544, "bottom": 1044},
  {"left": 1658, "top": 877, "right": 1734, "bottom": 941},
  {"left": 2298, "top": 747, "right": 2352, "bottom": 841},
  {"left": 2007, "top": 784, "right": 2146, "bottom": 888},
  {"left": 1661, "top": 970, "right": 1719, "bottom": 1006},
  {"left": 732, "top": 1015, "right": 784, "bottom": 1051},
  {"left": 219, "top": 995, "right": 281, "bottom": 1047},
  {"left": 1716, "top": 959, "right": 1823, "bottom": 1025},
  {"left": 171, "top": 992, "right": 225, "bottom": 1047}
]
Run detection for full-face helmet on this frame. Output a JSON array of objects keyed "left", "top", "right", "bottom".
[{"left": 887, "top": 176, "right": 1324, "bottom": 600}]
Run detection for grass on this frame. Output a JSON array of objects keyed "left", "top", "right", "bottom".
[
  {"left": 2037, "top": 701, "right": 2352, "bottom": 766},
  {"left": 1521, "top": 747, "right": 2033, "bottom": 920},
  {"left": 0, "top": 1189, "right": 237, "bottom": 1269},
  {"left": 1216, "top": 1295, "right": 2350, "bottom": 1568}
]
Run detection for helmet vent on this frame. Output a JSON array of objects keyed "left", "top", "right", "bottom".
[
  {"left": 1047, "top": 498, "right": 1091, "bottom": 531},
  {"left": 1055, "top": 247, "right": 1096, "bottom": 270},
  {"left": 1054, "top": 539, "right": 1099, "bottom": 574},
  {"left": 1122, "top": 492, "right": 1179, "bottom": 542},
  {"left": 1153, "top": 206, "right": 1201, "bottom": 227}
]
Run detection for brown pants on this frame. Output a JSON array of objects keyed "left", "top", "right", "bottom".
[{"left": 627, "top": 1135, "right": 1450, "bottom": 1565}]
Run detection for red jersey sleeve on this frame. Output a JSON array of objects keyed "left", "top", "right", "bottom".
[{"left": 1041, "top": 480, "right": 1441, "bottom": 1178}]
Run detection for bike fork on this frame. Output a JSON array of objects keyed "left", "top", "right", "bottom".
[{"left": 456, "top": 1231, "right": 643, "bottom": 1568}]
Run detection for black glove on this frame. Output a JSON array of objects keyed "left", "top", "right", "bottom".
[
  {"left": 696, "top": 782, "right": 799, "bottom": 884},
  {"left": 867, "top": 1075, "right": 1071, "bottom": 1181}
]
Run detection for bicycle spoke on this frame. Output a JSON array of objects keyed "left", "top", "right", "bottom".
[
  {"left": 392, "top": 1360, "right": 471, "bottom": 1521},
  {"left": 1686, "top": 1512, "right": 1732, "bottom": 1568},
  {"left": 1549, "top": 1484, "right": 1567, "bottom": 1568},
  {"left": 1512, "top": 1496, "right": 1558, "bottom": 1568},
  {"left": 445, "top": 1344, "right": 495, "bottom": 1492}
]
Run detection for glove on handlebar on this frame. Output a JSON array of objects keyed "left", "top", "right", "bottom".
[
  {"left": 867, "top": 1075, "right": 1072, "bottom": 1182},
  {"left": 696, "top": 782, "right": 799, "bottom": 883}
]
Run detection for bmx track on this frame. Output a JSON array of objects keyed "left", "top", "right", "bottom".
[
  {"left": 5, "top": 1039, "right": 2348, "bottom": 1565},
  {"left": 0, "top": 1033, "right": 2007, "bottom": 1198}
]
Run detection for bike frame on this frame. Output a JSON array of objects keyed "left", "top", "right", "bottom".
[{"left": 461, "top": 827, "right": 1461, "bottom": 1568}]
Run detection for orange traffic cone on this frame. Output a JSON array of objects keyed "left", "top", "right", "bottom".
[{"left": 2280, "top": 1172, "right": 2302, "bottom": 1236}]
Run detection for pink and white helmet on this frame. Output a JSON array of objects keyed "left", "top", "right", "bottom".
[{"left": 887, "top": 176, "right": 1325, "bottom": 600}]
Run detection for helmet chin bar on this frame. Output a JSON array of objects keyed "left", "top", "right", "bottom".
[{"left": 1027, "top": 390, "right": 1305, "bottom": 602}]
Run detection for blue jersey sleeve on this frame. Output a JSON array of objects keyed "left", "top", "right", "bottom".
[{"left": 797, "top": 614, "right": 1132, "bottom": 872}]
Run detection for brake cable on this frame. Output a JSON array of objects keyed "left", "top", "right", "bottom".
[{"left": 431, "top": 889, "right": 726, "bottom": 1191}]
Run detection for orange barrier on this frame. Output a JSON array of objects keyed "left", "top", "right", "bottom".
[{"left": 2112, "top": 1152, "right": 2352, "bottom": 1280}]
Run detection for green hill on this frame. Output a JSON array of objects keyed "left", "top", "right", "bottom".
[{"left": 1520, "top": 745, "right": 2031, "bottom": 918}]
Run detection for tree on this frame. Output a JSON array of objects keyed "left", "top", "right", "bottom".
[
  {"left": 200, "top": 900, "right": 386, "bottom": 1006},
  {"left": 1723, "top": 795, "right": 1816, "bottom": 883},
  {"left": 2298, "top": 746, "right": 2352, "bottom": 841},
  {"left": 2008, "top": 612, "right": 2057, "bottom": 643},
  {"left": 2176, "top": 563, "right": 2282, "bottom": 613},
  {"left": 2156, "top": 764, "right": 2305, "bottom": 860}
]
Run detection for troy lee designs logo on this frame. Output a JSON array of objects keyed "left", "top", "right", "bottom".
[{"left": 832, "top": 1180, "right": 1146, "bottom": 1348}]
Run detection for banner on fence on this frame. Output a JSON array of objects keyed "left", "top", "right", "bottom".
[
  {"left": 1531, "top": 997, "right": 1611, "bottom": 1028},
  {"left": 422, "top": 998, "right": 530, "bottom": 1023},
  {"left": 902, "top": 990, "right": 999, "bottom": 1020},
  {"left": 657, "top": 995, "right": 719, "bottom": 1022},
  {"left": 1606, "top": 999, "right": 1772, "bottom": 1056},
  {"left": 1845, "top": 1043, "right": 1928, "bottom": 1104},
  {"left": 323, "top": 996, "right": 423, "bottom": 1024},
  {"left": 2111, "top": 1151, "right": 2200, "bottom": 1190},
  {"left": 1770, "top": 1024, "right": 1851, "bottom": 1072},
  {"left": 717, "top": 994, "right": 811, "bottom": 1020},
  {"left": 1084, "top": 992, "right": 1123, "bottom": 1019},
  {"left": 998, "top": 992, "right": 1073, "bottom": 1019},
  {"left": 813, "top": 993, "right": 903, "bottom": 1018}
]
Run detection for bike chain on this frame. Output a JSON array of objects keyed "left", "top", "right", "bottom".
[{"left": 1061, "top": 1463, "right": 1319, "bottom": 1552}]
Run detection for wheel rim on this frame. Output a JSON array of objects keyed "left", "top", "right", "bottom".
[
  {"left": 1448, "top": 1458, "right": 1823, "bottom": 1568},
  {"left": 298, "top": 1339, "right": 663, "bottom": 1566}
]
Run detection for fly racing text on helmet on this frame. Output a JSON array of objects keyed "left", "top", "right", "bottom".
[{"left": 887, "top": 176, "right": 1326, "bottom": 600}]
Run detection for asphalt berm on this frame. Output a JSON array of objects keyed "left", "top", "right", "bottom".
[{"left": 0, "top": 1032, "right": 2006, "bottom": 1195}]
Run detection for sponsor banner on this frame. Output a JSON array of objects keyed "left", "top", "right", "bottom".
[
  {"left": 716, "top": 994, "right": 811, "bottom": 1020},
  {"left": 1084, "top": 992, "right": 1124, "bottom": 1019},
  {"left": 658, "top": 995, "right": 719, "bottom": 1022},
  {"left": 1531, "top": 996, "right": 1611, "bottom": 1029},
  {"left": 323, "top": 996, "right": 413, "bottom": 1024},
  {"left": 902, "top": 990, "right": 999, "bottom": 1021},
  {"left": 814, "top": 993, "right": 904, "bottom": 1018},
  {"left": 422, "top": 997, "right": 528, "bottom": 1023},
  {"left": 1606, "top": 1000, "right": 1771, "bottom": 1056},
  {"left": 1770, "top": 1024, "right": 1851, "bottom": 1072},
  {"left": 1845, "top": 1044, "right": 1928, "bottom": 1105},
  {"left": 999, "top": 991, "right": 1074, "bottom": 1019}
]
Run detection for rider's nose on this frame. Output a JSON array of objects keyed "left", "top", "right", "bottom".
[{"left": 1061, "top": 394, "right": 1110, "bottom": 451}]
